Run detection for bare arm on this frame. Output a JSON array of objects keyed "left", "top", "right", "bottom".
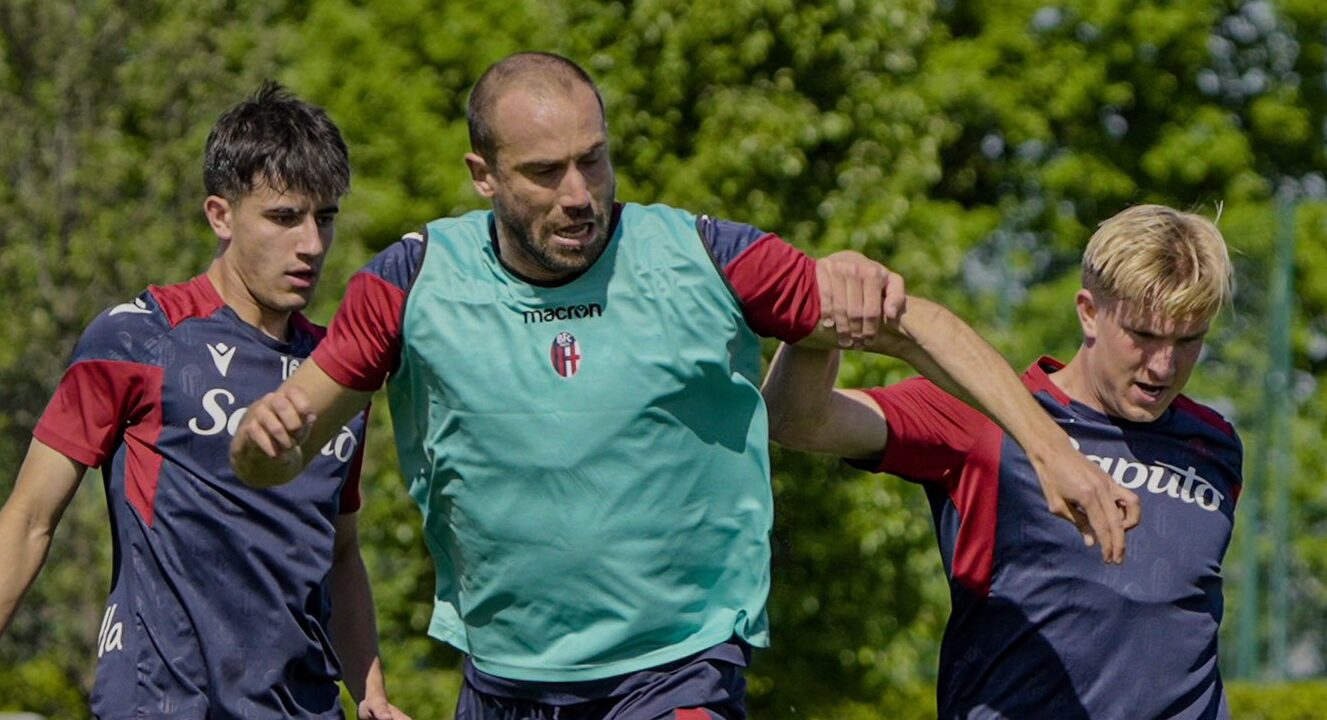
[
  {"left": 777, "top": 290, "right": 1141, "bottom": 563},
  {"left": 230, "top": 358, "right": 373, "bottom": 488},
  {"left": 329, "top": 513, "right": 410, "bottom": 720},
  {"left": 0, "top": 440, "right": 85, "bottom": 637},
  {"left": 763, "top": 344, "right": 888, "bottom": 459}
]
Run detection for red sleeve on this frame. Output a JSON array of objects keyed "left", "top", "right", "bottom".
[
  {"left": 33, "top": 360, "right": 156, "bottom": 467},
  {"left": 722, "top": 234, "right": 821, "bottom": 342},
  {"left": 313, "top": 273, "right": 406, "bottom": 391},
  {"left": 859, "top": 377, "right": 991, "bottom": 488}
]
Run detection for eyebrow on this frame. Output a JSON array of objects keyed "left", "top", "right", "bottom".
[
  {"left": 1124, "top": 324, "right": 1209, "bottom": 341},
  {"left": 514, "top": 142, "right": 607, "bottom": 172},
  {"left": 264, "top": 204, "right": 340, "bottom": 214}
]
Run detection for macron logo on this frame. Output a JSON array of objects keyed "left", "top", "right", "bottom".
[
  {"left": 207, "top": 343, "right": 236, "bottom": 376},
  {"left": 109, "top": 298, "right": 151, "bottom": 316}
]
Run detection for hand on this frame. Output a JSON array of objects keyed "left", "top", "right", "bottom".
[
  {"left": 815, "top": 251, "right": 906, "bottom": 349},
  {"left": 229, "top": 386, "right": 316, "bottom": 488},
  {"left": 358, "top": 696, "right": 412, "bottom": 720},
  {"left": 1031, "top": 441, "right": 1142, "bottom": 564}
]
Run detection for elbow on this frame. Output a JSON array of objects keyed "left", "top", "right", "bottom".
[{"left": 765, "top": 402, "right": 816, "bottom": 451}]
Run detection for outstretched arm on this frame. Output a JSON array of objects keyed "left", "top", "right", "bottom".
[
  {"left": 778, "top": 278, "right": 1141, "bottom": 563},
  {"left": 0, "top": 440, "right": 85, "bottom": 637},
  {"left": 230, "top": 358, "right": 373, "bottom": 488}
]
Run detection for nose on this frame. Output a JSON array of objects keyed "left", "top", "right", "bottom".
[
  {"left": 1145, "top": 343, "right": 1177, "bottom": 380},
  {"left": 295, "top": 214, "right": 328, "bottom": 258},
  {"left": 559, "top": 165, "right": 592, "bottom": 211}
]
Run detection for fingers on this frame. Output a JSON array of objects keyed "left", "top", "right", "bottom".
[
  {"left": 1115, "top": 485, "right": 1142, "bottom": 531},
  {"left": 1062, "top": 481, "right": 1119, "bottom": 563},
  {"left": 229, "top": 388, "right": 318, "bottom": 488},
  {"left": 830, "top": 265, "right": 853, "bottom": 347},
  {"left": 358, "top": 701, "right": 412, "bottom": 720},
  {"left": 882, "top": 270, "right": 906, "bottom": 322},
  {"left": 815, "top": 251, "right": 903, "bottom": 348},
  {"left": 855, "top": 266, "right": 883, "bottom": 346},
  {"left": 244, "top": 389, "right": 315, "bottom": 457},
  {"left": 816, "top": 260, "right": 835, "bottom": 332},
  {"left": 1062, "top": 502, "right": 1096, "bottom": 548},
  {"left": 1040, "top": 454, "right": 1129, "bottom": 564}
]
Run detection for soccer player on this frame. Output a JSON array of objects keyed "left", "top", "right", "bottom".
[
  {"left": 0, "top": 83, "right": 407, "bottom": 719},
  {"left": 230, "top": 53, "right": 1135, "bottom": 719},
  {"left": 763, "top": 204, "right": 1241, "bottom": 719}
]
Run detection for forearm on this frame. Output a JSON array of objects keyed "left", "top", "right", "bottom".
[
  {"left": 0, "top": 442, "right": 82, "bottom": 637},
  {"left": 0, "top": 509, "right": 57, "bottom": 637},
  {"left": 231, "top": 359, "right": 372, "bottom": 488},
  {"left": 762, "top": 344, "right": 842, "bottom": 447},
  {"left": 867, "top": 296, "right": 1065, "bottom": 462},
  {"left": 329, "top": 544, "right": 387, "bottom": 704}
]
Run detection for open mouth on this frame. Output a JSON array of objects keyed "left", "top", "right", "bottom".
[
  {"left": 1134, "top": 381, "right": 1167, "bottom": 399},
  {"left": 552, "top": 222, "right": 594, "bottom": 248}
]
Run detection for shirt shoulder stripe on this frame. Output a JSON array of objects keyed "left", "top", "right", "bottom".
[
  {"left": 363, "top": 232, "right": 426, "bottom": 291},
  {"left": 149, "top": 275, "right": 227, "bottom": 328},
  {"left": 696, "top": 214, "right": 767, "bottom": 268},
  {"left": 721, "top": 233, "right": 820, "bottom": 341},
  {"left": 1170, "top": 395, "right": 1237, "bottom": 439}
]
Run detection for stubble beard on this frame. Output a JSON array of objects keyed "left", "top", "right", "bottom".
[{"left": 496, "top": 189, "right": 614, "bottom": 281}]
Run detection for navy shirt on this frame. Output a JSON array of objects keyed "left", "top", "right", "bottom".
[
  {"left": 858, "top": 358, "right": 1243, "bottom": 720},
  {"left": 35, "top": 275, "right": 367, "bottom": 719}
]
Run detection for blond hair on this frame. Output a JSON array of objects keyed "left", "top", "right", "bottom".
[{"left": 1081, "top": 204, "right": 1233, "bottom": 319}]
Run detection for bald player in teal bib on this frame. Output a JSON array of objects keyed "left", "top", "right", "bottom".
[
  {"left": 231, "top": 52, "right": 1137, "bottom": 718},
  {"left": 389, "top": 205, "right": 773, "bottom": 679}
]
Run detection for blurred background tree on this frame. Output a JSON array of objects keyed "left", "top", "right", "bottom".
[{"left": 3, "top": 0, "right": 1325, "bottom": 717}]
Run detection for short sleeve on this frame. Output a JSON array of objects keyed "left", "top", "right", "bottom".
[
  {"left": 313, "top": 235, "right": 422, "bottom": 391},
  {"left": 696, "top": 215, "right": 820, "bottom": 342},
  {"left": 857, "top": 377, "right": 990, "bottom": 488}
]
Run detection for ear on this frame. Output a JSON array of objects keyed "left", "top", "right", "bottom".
[
  {"left": 203, "top": 195, "right": 233, "bottom": 241},
  {"left": 465, "top": 152, "right": 497, "bottom": 199},
  {"left": 1075, "top": 289, "right": 1100, "bottom": 341}
]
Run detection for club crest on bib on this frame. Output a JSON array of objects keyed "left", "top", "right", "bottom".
[{"left": 550, "top": 331, "right": 582, "bottom": 378}]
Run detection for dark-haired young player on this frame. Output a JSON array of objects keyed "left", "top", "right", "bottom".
[{"left": 0, "top": 83, "right": 407, "bottom": 719}]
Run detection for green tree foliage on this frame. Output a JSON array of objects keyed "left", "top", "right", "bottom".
[
  {"left": 0, "top": 0, "right": 295, "bottom": 711},
  {"left": 4, "top": 0, "right": 1327, "bottom": 717}
]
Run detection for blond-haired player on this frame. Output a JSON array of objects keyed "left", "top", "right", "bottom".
[{"left": 762, "top": 204, "right": 1242, "bottom": 719}]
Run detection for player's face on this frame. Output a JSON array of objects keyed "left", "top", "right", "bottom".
[
  {"left": 467, "top": 82, "right": 615, "bottom": 282},
  {"left": 1078, "top": 292, "right": 1210, "bottom": 422},
  {"left": 205, "top": 182, "right": 339, "bottom": 331}
]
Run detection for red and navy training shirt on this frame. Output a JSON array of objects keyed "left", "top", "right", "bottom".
[
  {"left": 860, "top": 357, "right": 1243, "bottom": 720},
  {"left": 35, "top": 274, "right": 366, "bottom": 718}
]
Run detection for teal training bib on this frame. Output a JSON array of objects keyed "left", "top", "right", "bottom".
[{"left": 388, "top": 203, "right": 771, "bottom": 681}]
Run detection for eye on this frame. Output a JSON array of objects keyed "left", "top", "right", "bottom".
[
  {"left": 267, "top": 210, "right": 302, "bottom": 227},
  {"left": 580, "top": 147, "right": 605, "bottom": 165},
  {"left": 315, "top": 213, "right": 337, "bottom": 227}
]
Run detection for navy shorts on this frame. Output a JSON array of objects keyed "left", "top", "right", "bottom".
[{"left": 455, "top": 640, "right": 749, "bottom": 720}]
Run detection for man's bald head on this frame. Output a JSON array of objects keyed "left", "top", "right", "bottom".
[{"left": 467, "top": 52, "right": 606, "bottom": 162}]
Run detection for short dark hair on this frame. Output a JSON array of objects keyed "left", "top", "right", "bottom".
[
  {"left": 203, "top": 81, "right": 349, "bottom": 202},
  {"left": 467, "top": 52, "right": 605, "bottom": 162}
]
